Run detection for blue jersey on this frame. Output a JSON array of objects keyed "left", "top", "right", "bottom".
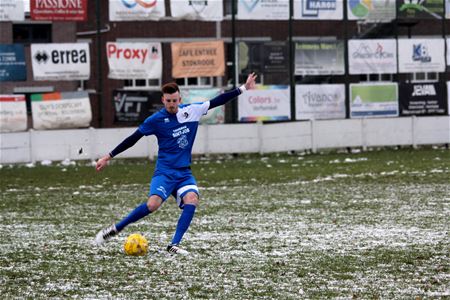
[{"left": 138, "top": 101, "right": 210, "bottom": 171}]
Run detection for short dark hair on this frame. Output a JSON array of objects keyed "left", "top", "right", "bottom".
[{"left": 161, "top": 82, "right": 180, "bottom": 94}]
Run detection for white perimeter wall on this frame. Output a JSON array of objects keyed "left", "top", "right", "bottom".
[{"left": 0, "top": 116, "right": 449, "bottom": 164}]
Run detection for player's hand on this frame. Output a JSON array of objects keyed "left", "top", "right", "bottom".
[
  {"left": 245, "top": 72, "right": 257, "bottom": 90},
  {"left": 96, "top": 155, "right": 111, "bottom": 172}
]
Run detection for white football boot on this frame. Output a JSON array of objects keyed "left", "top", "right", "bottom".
[
  {"left": 166, "top": 244, "right": 189, "bottom": 256},
  {"left": 93, "top": 224, "right": 118, "bottom": 245}
]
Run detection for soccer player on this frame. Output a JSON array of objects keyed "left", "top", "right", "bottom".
[{"left": 94, "top": 73, "right": 257, "bottom": 255}]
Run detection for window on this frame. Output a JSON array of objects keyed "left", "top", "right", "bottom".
[
  {"left": 360, "top": 73, "right": 394, "bottom": 82},
  {"left": 13, "top": 24, "right": 52, "bottom": 44},
  {"left": 175, "top": 77, "right": 214, "bottom": 88},
  {"left": 124, "top": 79, "right": 161, "bottom": 90},
  {"left": 408, "top": 72, "right": 439, "bottom": 83}
]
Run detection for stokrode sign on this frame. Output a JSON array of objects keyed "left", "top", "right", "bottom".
[
  {"left": 31, "top": 43, "right": 90, "bottom": 81},
  {"left": 399, "top": 82, "right": 447, "bottom": 116},
  {"left": 31, "top": 0, "right": 87, "bottom": 21}
]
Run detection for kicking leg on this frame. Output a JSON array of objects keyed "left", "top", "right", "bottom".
[{"left": 94, "top": 195, "right": 162, "bottom": 245}]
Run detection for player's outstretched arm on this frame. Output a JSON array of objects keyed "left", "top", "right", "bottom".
[
  {"left": 95, "top": 129, "right": 144, "bottom": 172},
  {"left": 209, "top": 72, "right": 257, "bottom": 109}
]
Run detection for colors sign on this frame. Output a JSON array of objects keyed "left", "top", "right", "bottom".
[
  {"left": 348, "top": 39, "right": 397, "bottom": 75},
  {"left": 107, "top": 42, "right": 162, "bottom": 79},
  {"left": 109, "top": 0, "right": 165, "bottom": 21},
  {"left": 398, "top": 38, "right": 445, "bottom": 73},
  {"left": 295, "top": 84, "right": 346, "bottom": 120},
  {"left": 170, "top": 0, "right": 223, "bottom": 21},
  {"left": 181, "top": 88, "right": 224, "bottom": 124},
  {"left": 350, "top": 83, "right": 399, "bottom": 118},
  {"left": 238, "top": 85, "right": 291, "bottom": 122},
  {"left": 0, "top": 95, "right": 27, "bottom": 133},
  {"left": 31, "top": 0, "right": 87, "bottom": 21},
  {"left": 31, "top": 91, "right": 92, "bottom": 130},
  {"left": 171, "top": 40, "right": 225, "bottom": 78},
  {"left": 31, "top": 43, "right": 90, "bottom": 81},
  {"left": 0, "top": 44, "right": 26, "bottom": 82}
]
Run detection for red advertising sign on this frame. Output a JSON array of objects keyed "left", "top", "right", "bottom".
[{"left": 30, "top": 0, "right": 87, "bottom": 21}]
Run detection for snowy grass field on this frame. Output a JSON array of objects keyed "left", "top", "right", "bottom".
[{"left": 0, "top": 148, "right": 449, "bottom": 299}]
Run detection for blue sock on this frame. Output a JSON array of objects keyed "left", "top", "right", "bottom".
[
  {"left": 171, "top": 204, "right": 196, "bottom": 245},
  {"left": 115, "top": 202, "right": 151, "bottom": 232}
]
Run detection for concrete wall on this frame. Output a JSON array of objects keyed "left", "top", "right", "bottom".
[{"left": 1, "top": 116, "right": 448, "bottom": 164}]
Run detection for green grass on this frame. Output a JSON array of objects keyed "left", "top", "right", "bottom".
[{"left": 0, "top": 147, "right": 449, "bottom": 299}]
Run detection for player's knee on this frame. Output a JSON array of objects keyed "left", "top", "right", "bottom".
[
  {"left": 183, "top": 192, "right": 199, "bottom": 207},
  {"left": 147, "top": 195, "right": 162, "bottom": 212}
]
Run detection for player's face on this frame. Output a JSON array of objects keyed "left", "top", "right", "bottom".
[{"left": 162, "top": 92, "right": 182, "bottom": 114}]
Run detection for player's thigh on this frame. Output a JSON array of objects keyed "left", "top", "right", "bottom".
[{"left": 149, "top": 173, "right": 177, "bottom": 202}]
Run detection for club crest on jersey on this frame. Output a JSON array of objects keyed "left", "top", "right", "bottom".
[
  {"left": 177, "top": 135, "right": 189, "bottom": 149},
  {"left": 164, "top": 117, "right": 169, "bottom": 123}
]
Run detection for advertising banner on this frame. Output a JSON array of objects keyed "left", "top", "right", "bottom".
[
  {"left": 31, "top": 91, "right": 92, "bottom": 130},
  {"left": 107, "top": 42, "right": 162, "bottom": 80},
  {"left": 397, "top": 0, "right": 444, "bottom": 19},
  {"left": 170, "top": 0, "right": 223, "bottom": 21},
  {"left": 350, "top": 83, "right": 399, "bottom": 118},
  {"left": 238, "top": 0, "right": 289, "bottom": 20},
  {"left": 0, "top": 44, "right": 26, "bottom": 82},
  {"left": 109, "top": 0, "right": 165, "bottom": 21},
  {"left": 347, "top": 0, "right": 396, "bottom": 22},
  {"left": 448, "top": 82, "right": 450, "bottom": 115},
  {"left": 348, "top": 39, "right": 397, "bottom": 75},
  {"left": 295, "top": 84, "right": 346, "bottom": 120},
  {"left": 398, "top": 38, "right": 446, "bottom": 73},
  {"left": 238, "top": 86, "right": 291, "bottom": 122},
  {"left": 447, "top": 0, "right": 450, "bottom": 18},
  {"left": 0, "top": 95, "right": 27, "bottom": 133},
  {"left": 294, "top": 0, "right": 343, "bottom": 20},
  {"left": 30, "top": 0, "right": 87, "bottom": 21},
  {"left": 239, "top": 41, "right": 288, "bottom": 74},
  {"left": 171, "top": 40, "right": 224, "bottom": 78},
  {"left": 295, "top": 41, "right": 345, "bottom": 75},
  {"left": 399, "top": 82, "right": 447, "bottom": 116},
  {"left": 113, "top": 90, "right": 163, "bottom": 123},
  {"left": 181, "top": 88, "right": 224, "bottom": 124},
  {"left": 31, "top": 43, "right": 90, "bottom": 81},
  {"left": 447, "top": 38, "right": 450, "bottom": 65},
  {"left": 0, "top": 0, "right": 25, "bottom": 21}
]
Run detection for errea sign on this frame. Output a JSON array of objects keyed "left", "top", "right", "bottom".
[{"left": 31, "top": 43, "right": 90, "bottom": 81}]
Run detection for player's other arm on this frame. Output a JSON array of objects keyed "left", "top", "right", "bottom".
[
  {"left": 95, "top": 129, "right": 144, "bottom": 172},
  {"left": 209, "top": 72, "right": 257, "bottom": 109}
]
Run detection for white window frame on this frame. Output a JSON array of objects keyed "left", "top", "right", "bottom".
[
  {"left": 410, "top": 72, "right": 439, "bottom": 83},
  {"left": 124, "top": 78, "right": 161, "bottom": 91},
  {"left": 175, "top": 76, "right": 214, "bottom": 88}
]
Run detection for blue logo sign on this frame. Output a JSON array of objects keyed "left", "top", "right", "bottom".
[
  {"left": 302, "top": 0, "right": 337, "bottom": 17},
  {"left": 412, "top": 44, "right": 431, "bottom": 63},
  {"left": 0, "top": 44, "right": 26, "bottom": 82}
]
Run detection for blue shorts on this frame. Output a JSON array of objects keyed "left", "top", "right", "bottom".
[{"left": 149, "top": 167, "right": 199, "bottom": 208}]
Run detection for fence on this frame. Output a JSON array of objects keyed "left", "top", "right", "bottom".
[{"left": 0, "top": 116, "right": 449, "bottom": 164}]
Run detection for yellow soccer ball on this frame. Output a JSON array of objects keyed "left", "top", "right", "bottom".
[{"left": 124, "top": 233, "right": 148, "bottom": 256}]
